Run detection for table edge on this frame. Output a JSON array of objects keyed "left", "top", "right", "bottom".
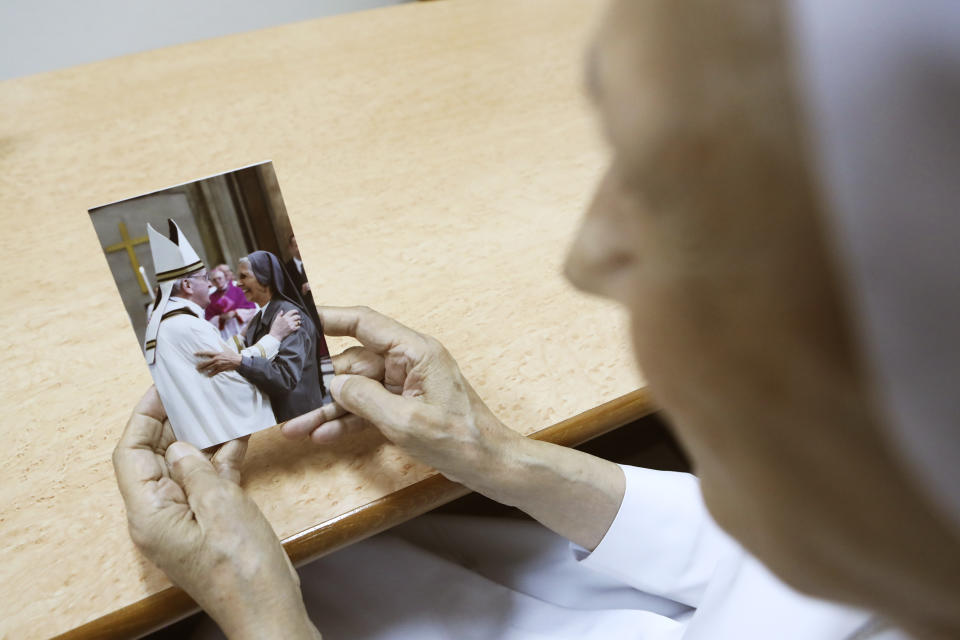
[{"left": 53, "top": 388, "right": 655, "bottom": 640}]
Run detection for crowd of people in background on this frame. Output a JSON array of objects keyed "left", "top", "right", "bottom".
[{"left": 204, "top": 263, "right": 257, "bottom": 340}]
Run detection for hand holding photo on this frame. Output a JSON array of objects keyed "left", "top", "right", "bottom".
[{"left": 90, "top": 161, "right": 334, "bottom": 449}]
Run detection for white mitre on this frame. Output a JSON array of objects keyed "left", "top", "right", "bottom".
[{"left": 143, "top": 219, "right": 205, "bottom": 364}]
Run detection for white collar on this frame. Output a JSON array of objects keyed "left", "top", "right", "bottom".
[{"left": 168, "top": 296, "right": 206, "bottom": 318}]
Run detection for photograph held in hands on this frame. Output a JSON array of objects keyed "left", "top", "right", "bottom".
[{"left": 90, "top": 161, "right": 334, "bottom": 449}]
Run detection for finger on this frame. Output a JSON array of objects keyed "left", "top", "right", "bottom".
[
  {"left": 317, "top": 306, "right": 422, "bottom": 355},
  {"left": 310, "top": 414, "right": 371, "bottom": 444},
  {"left": 201, "top": 363, "right": 222, "bottom": 376},
  {"left": 332, "top": 345, "right": 385, "bottom": 379},
  {"left": 194, "top": 351, "right": 218, "bottom": 358},
  {"left": 203, "top": 362, "right": 222, "bottom": 376},
  {"left": 166, "top": 442, "right": 225, "bottom": 514},
  {"left": 329, "top": 374, "right": 412, "bottom": 432},
  {"left": 114, "top": 387, "right": 169, "bottom": 504},
  {"left": 280, "top": 403, "right": 348, "bottom": 439},
  {"left": 210, "top": 436, "right": 249, "bottom": 485}
]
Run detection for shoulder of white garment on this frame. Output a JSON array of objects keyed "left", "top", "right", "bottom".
[
  {"left": 159, "top": 299, "right": 222, "bottom": 351},
  {"left": 166, "top": 296, "right": 206, "bottom": 318}
]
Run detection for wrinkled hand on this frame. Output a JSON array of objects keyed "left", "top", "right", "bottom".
[
  {"left": 195, "top": 349, "right": 242, "bottom": 376},
  {"left": 281, "top": 306, "right": 520, "bottom": 486},
  {"left": 270, "top": 309, "right": 302, "bottom": 341},
  {"left": 113, "top": 388, "right": 318, "bottom": 639}
]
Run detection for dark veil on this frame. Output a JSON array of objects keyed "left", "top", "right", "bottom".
[
  {"left": 246, "top": 250, "right": 328, "bottom": 394},
  {"left": 247, "top": 251, "right": 303, "bottom": 309}
]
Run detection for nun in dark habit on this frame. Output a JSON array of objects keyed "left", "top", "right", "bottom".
[{"left": 232, "top": 250, "right": 326, "bottom": 422}]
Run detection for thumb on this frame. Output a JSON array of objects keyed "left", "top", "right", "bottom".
[
  {"left": 166, "top": 442, "right": 223, "bottom": 508},
  {"left": 330, "top": 374, "right": 412, "bottom": 432},
  {"left": 210, "top": 436, "right": 249, "bottom": 485}
]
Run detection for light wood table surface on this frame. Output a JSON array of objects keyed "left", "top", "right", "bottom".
[{"left": 0, "top": 0, "right": 651, "bottom": 637}]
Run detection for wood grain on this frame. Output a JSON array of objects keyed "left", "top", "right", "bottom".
[{"left": 0, "top": 0, "right": 646, "bottom": 637}]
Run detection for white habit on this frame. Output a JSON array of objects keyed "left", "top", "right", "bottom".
[
  {"left": 184, "top": 465, "right": 904, "bottom": 639},
  {"left": 150, "top": 297, "right": 280, "bottom": 449}
]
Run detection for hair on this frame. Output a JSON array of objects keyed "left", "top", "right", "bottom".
[
  {"left": 171, "top": 269, "right": 209, "bottom": 297},
  {"left": 170, "top": 278, "right": 186, "bottom": 297}
]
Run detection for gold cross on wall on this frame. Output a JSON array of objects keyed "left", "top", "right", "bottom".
[{"left": 105, "top": 221, "right": 150, "bottom": 294}]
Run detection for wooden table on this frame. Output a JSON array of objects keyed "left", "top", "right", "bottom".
[{"left": 0, "top": 1, "right": 650, "bottom": 637}]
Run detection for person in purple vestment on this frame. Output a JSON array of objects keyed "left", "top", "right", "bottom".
[{"left": 204, "top": 267, "right": 258, "bottom": 341}]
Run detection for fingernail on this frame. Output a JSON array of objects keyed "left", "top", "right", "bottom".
[
  {"left": 166, "top": 442, "right": 202, "bottom": 464},
  {"left": 330, "top": 375, "right": 348, "bottom": 399}
]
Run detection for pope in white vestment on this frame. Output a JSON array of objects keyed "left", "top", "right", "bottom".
[{"left": 150, "top": 296, "right": 280, "bottom": 450}]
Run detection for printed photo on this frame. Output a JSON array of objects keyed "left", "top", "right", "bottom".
[{"left": 90, "top": 161, "right": 334, "bottom": 449}]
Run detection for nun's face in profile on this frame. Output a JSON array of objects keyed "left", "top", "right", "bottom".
[
  {"left": 565, "top": 0, "right": 960, "bottom": 634},
  {"left": 237, "top": 262, "right": 270, "bottom": 306}
]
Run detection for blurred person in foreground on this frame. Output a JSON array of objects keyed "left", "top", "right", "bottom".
[{"left": 114, "top": 1, "right": 960, "bottom": 639}]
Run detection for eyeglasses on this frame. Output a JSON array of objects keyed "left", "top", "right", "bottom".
[{"left": 185, "top": 271, "right": 209, "bottom": 282}]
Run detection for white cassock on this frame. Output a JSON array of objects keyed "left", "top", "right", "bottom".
[
  {"left": 150, "top": 297, "right": 279, "bottom": 449},
  {"left": 184, "top": 465, "right": 908, "bottom": 639}
]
